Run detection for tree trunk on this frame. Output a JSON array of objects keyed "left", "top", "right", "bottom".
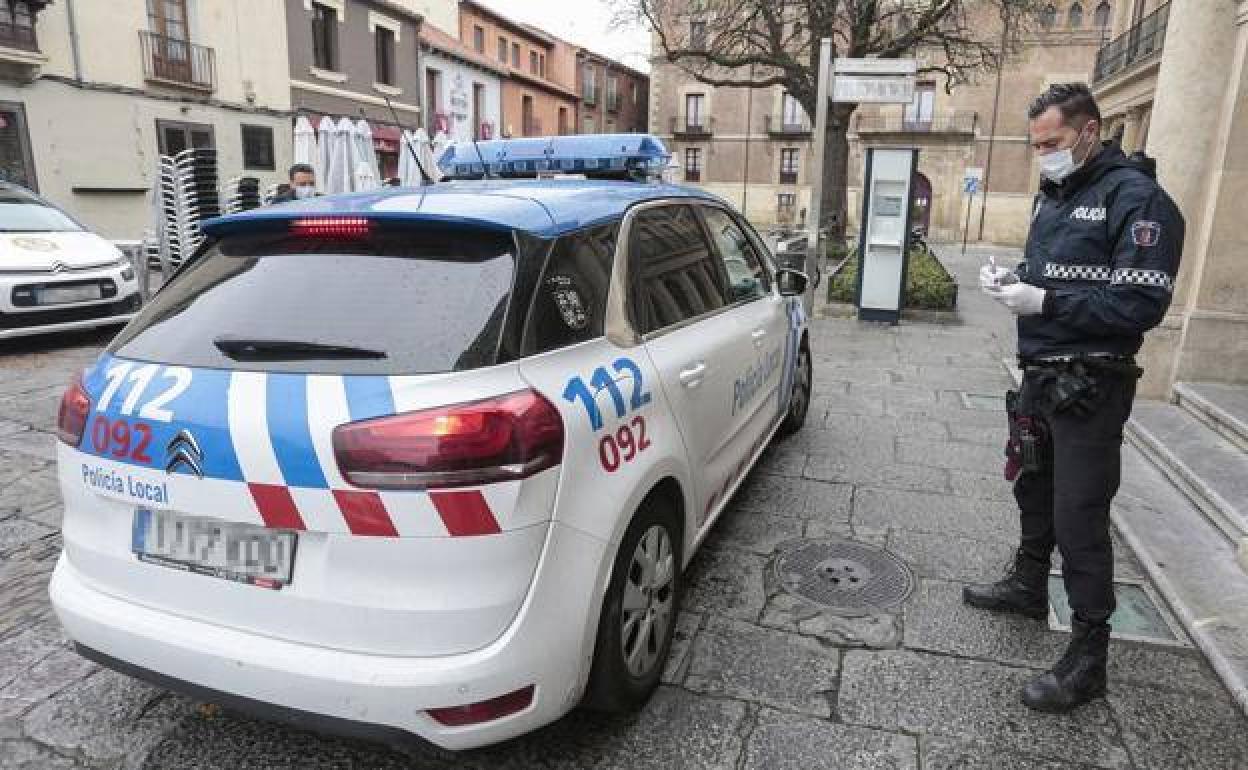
[{"left": 819, "top": 104, "right": 855, "bottom": 246}]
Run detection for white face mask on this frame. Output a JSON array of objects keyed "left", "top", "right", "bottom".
[
  {"left": 1039, "top": 125, "right": 1095, "bottom": 183},
  {"left": 294, "top": 184, "right": 317, "bottom": 200}
]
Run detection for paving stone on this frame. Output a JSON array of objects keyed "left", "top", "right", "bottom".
[
  {"left": 822, "top": 413, "right": 950, "bottom": 442},
  {"left": 22, "top": 670, "right": 193, "bottom": 766},
  {"left": 0, "top": 648, "right": 96, "bottom": 705},
  {"left": 0, "top": 518, "right": 55, "bottom": 555},
  {"left": 0, "top": 472, "right": 61, "bottom": 519},
  {"left": 704, "top": 508, "right": 805, "bottom": 556},
  {"left": 0, "top": 621, "right": 68, "bottom": 691},
  {"left": 813, "top": 366, "right": 895, "bottom": 386},
  {"left": 838, "top": 650, "right": 1130, "bottom": 768},
  {"left": 742, "top": 708, "right": 916, "bottom": 770},
  {"left": 661, "top": 611, "right": 702, "bottom": 685},
  {"left": 1106, "top": 643, "right": 1226, "bottom": 697},
  {"left": 897, "top": 438, "right": 1001, "bottom": 472},
  {"left": 685, "top": 616, "right": 839, "bottom": 716},
  {"left": 683, "top": 546, "right": 768, "bottom": 622},
  {"left": 849, "top": 383, "right": 939, "bottom": 408},
  {"left": 947, "top": 470, "right": 1015, "bottom": 501},
  {"left": 731, "top": 474, "right": 854, "bottom": 521},
  {"left": 753, "top": 443, "right": 807, "bottom": 479},
  {"left": 0, "top": 431, "right": 57, "bottom": 463},
  {"left": 806, "top": 455, "right": 948, "bottom": 494},
  {"left": 0, "top": 539, "right": 61, "bottom": 641},
  {"left": 0, "top": 696, "right": 36, "bottom": 720},
  {"left": 0, "top": 736, "right": 81, "bottom": 769},
  {"left": 900, "top": 366, "right": 1015, "bottom": 391},
  {"left": 0, "top": 387, "right": 65, "bottom": 433},
  {"left": 920, "top": 736, "right": 1101, "bottom": 769},
  {"left": 15, "top": 504, "right": 62, "bottom": 530},
  {"left": 903, "top": 579, "right": 1068, "bottom": 668},
  {"left": 1108, "top": 685, "right": 1248, "bottom": 770},
  {"left": 947, "top": 420, "right": 1008, "bottom": 446},
  {"left": 886, "top": 530, "right": 1015, "bottom": 584},
  {"left": 760, "top": 592, "right": 902, "bottom": 650},
  {"left": 853, "top": 487, "right": 1017, "bottom": 540},
  {"left": 802, "top": 516, "right": 858, "bottom": 540}
]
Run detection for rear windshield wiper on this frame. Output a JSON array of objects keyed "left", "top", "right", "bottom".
[{"left": 213, "top": 336, "right": 387, "bottom": 361}]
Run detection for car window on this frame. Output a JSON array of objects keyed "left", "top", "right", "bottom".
[
  {"left": 526, "top": 221, "right": 618, "bottom": 354},
  {"left": 109, "top": 226, "right": 516, "bottom": 375},
  {"left": 629, "top": 204, "right": 726, "bottom": 334},
  {"left": 700, "top": 206, "right": 770, "bottom": 303},
  {"left": 0, "top": 193, "right": 82, "bottom": 233}
]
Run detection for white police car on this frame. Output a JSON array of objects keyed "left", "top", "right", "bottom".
[
  {"left": 49, "top": 135, "right": 812, "bottom": 750},
  {"left": 0, "top": 183, "right": 141, "bottom": 340}
]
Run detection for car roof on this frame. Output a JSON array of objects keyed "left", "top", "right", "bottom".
[{"left": 201, "top": 179, "right": 726, "bottom": 239}]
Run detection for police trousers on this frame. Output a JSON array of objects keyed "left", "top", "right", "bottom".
[{"left": 1013, "top": 367, "right": 1138, "bottom": 621}]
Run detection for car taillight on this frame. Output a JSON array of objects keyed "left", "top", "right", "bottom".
[
  {"left": 57, "top": 376, "right": 92, "bottom": 447},
  {"left": 333, "top": 389, "right": 564, "bottom": 490},
  {"left": 290, "top": 217, "right": 371, "bottom": 239},
  {"left": 427, "top": 685, "right": 535, "bottom": 727}
]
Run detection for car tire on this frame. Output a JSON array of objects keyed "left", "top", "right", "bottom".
[
  {"left": 777, "top": 343, "right": 812, "bottom": 438},
  {"left": 582, "top": 496, "right": 682, "bottom": 713}
]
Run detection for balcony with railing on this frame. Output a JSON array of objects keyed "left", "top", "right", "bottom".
[
  {"left": 765, "top": 114, "right": 811, "bottom": 137},
  {"left": 140, "top": 30, "right": 216, "bottom": 92},
  {"left": 854, "top": 109, "right": 977, "bottom": 136},
  {"left": 1093, "top": 2, "right": 1169, "bottom": 85},
  {"left": 670, "top": 114, "right": 714, "bottom": 138}
]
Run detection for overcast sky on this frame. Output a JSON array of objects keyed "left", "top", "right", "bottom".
[{"left": 474, "top": 0, "right": 652, "bottom": 72}]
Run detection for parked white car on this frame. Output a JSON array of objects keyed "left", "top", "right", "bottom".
[
  {"left": 49, "top": 137, "right": 812, "bottom": 751},
  {"left": 0, "top": 183, "right": 141, "bottom": 340}
]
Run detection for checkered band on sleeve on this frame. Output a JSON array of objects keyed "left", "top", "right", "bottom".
[
  {"left": 1042, "top": 263, "right": 1112, "bottom": 282},
  {"left": 1112, "top": 268, "right": 1175, "bottom": 291}
]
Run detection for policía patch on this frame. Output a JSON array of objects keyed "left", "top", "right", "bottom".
[{"left": 1131, "top": 220, "right": 1161, "bottom": 247}]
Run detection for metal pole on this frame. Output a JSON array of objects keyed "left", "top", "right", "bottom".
[
  {"left": 961, "top": 188, "right": 974, "bottom": 258},
  {"left": 977, "top": 15, "right": 1008, "bottom": 242},
  {"left": 805, "top": 38, "right": 833, "bottom": 285},
  {"left": 742, "top": 63, "right": 755, "bottom": 214}
]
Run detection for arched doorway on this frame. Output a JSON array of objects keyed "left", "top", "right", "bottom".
[{"left": 910, "top": 171, "right": 932, "bottom": 235}]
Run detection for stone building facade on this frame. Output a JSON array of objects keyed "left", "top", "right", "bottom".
[
  {"left": 0, "top": 0, "right": 293, "bottom": 239},
  {"left": 1110, "top": 0, "right": 1248, "bottom": 396},
  {"left": 574, "top": 47, "right": 649, "bottom": 135},
  {"left": 649, "top": 3, "right": 1110, "bottom": 243}
]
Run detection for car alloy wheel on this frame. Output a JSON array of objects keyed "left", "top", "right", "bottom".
[{"left": 620, "top": 524, "right": 675, "bottom": 678}]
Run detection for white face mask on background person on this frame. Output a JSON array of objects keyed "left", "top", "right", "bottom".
[
  {"left": 294, "top": 185, "right": 317, "bottom": 200},
  {"left": 1038, "top": 123, "right": 1097, "bottom": 183}
]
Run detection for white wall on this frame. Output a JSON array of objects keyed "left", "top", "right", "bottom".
[
  {"left": 422, "top": 51, "right": 501, "bottom": 143},
  {"left": 391, "top": 0, "right": 458, "bottom": 36}
]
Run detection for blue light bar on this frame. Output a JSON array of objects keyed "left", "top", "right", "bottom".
[{"left": 437, "top": 133, "right": 671, "bottom": 181}]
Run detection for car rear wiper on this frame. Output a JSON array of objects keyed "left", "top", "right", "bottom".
[{"left": 213, "top": 336, "right": 387, "bottom": 361}]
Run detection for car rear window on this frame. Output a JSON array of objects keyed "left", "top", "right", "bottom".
[{"left": 110, "top": 226, "right": 516, "bottom": 375}]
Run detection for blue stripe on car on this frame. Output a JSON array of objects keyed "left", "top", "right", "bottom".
[{"left": 266, "top": 373, "right": 328, "bottom": 489}]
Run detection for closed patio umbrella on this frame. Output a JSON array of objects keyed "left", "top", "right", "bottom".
[
  {"left": 324, "top": 117, "right": 357, "bottom": 194},
  {"left": 353, "top": 119, "right": 381, "bottom": 190},
  {"left": 315, "top": 116, "right": 336, "bottom": 193}
]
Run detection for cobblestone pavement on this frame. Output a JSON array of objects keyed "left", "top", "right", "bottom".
[{"left": 3, "top": 247, "right": 1248, "bottom": 768}]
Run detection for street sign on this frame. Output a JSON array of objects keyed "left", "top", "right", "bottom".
[
  {"left": 832, "top": 75, "right": 915, "bottom": 104},
  {"left": 833, "top": 58, "right": 918, "bottom": 75},
  {"left": 962, "top": 166, "right": 984, "bottom": 195}
]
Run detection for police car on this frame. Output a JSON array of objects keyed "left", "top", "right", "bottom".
[
  {"left": 0, "top": 183, "right": 141, "bottom": 340},
  {"left": 49, "top": 135, "right": 812, "bottom": 750}
]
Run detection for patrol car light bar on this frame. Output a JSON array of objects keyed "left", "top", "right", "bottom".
[
  {"left": 437, "top": 133, "right": 671, "bottom": 181},
  {"left": 289, "top": 217, "right": 372, "bottom": 239}
]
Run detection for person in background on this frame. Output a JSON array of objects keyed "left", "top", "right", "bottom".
[{"left": 269, "top": 164, "right": 318, "bottom": 204}]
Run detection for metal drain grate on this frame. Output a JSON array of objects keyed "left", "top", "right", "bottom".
[{"left": 774, "top": 538, "right": 915, "bottom": 616}]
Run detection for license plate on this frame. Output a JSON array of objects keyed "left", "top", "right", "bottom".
[
  {"left": 131, "top": 508, "right": 297, "bottom": 590},
  {"left": 38, "top": 284, "right": 101, "bottom": 304}
]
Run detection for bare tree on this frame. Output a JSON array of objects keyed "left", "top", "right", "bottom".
[{"left": 619, "top": 0, "right": 1040, "bottom": 243}]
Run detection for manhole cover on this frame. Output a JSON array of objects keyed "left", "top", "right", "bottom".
[{"left": 774, "top": 538, "right": 915, "bottom": 616}]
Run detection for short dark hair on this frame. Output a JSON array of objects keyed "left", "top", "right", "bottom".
[
  {"left": 1027, "top": 82, "right": 1101, "bottom": 126},
  {"left": 288, "top": 163, "right": 315, "bottom": 180}
]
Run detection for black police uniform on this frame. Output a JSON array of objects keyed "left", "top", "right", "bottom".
[
  {"left": 965, "top": 142, "right": 1184, "bottom": 712},
  {"left": 1017, "top": 143, "right": 1182, "bottom": 615}
]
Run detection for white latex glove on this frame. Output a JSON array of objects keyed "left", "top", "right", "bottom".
[
  {"left": 985, "top": 282, "right": 1047, "bottom": 316},
  {"left": 979, "top": 262, "right": 1017, "bottom": 290}
]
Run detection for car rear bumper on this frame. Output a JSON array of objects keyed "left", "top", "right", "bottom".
[{"left": 50, "top": 520, "right": 611, "bottom": 751}]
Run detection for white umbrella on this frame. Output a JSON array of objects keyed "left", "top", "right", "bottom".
[
  {"left": 422, "top": 129, "right": 444, "bottom": 183},
  {"left": 353, "top": 160, "right": 379, "bottom": 192},
  {"left": 293, "top": 116, "right": 316, "bottom": 167},
  {"left": 353, "top": 119, "right": 381, "bottom": 189},
  {"left": 315, "top": 116, "right": 336, "bottom": 193},
  {"left": 396, "top": 130, "right": 417, "bottom": 187},
  {"left": 325, "top": 117, "right": 357, "bottom": 194}
]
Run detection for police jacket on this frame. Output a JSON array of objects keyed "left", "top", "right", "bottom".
[{"left": 1017, "top": 143, "right": 1184, "bottom": 359}]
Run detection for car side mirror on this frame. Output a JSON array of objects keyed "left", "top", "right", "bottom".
[{"left": 776, "top": 268, "right": 809, "bottom": 297}]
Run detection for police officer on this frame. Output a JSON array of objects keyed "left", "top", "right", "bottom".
[{"left": 964, "top": 83, "right": 1184, "bottom": 713}]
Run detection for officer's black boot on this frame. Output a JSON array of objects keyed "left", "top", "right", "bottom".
[
  {"left": 1022, "top": 614, "right": 1110, "bottom": 713},
  {"left": 961, "top": 548, "right": 1050, "bottom": 619}
]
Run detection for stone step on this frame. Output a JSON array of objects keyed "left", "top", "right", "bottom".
[
  {"left": 1125, "top": 399, "right": 1248, "bottom": 544},
  {"left": 1175, "top": 381, "right": 1248, "bottom": 454},
  {"left": 1115, "top": 444, "right": 1248, "bottom": 716}
]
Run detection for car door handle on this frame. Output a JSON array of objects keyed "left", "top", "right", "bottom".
[
  {"left": 678, "top": 362, "right": 707, "bottom": 387},
  {"left": 751, "top": 329, "right": 767, "bottom": 347}
]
